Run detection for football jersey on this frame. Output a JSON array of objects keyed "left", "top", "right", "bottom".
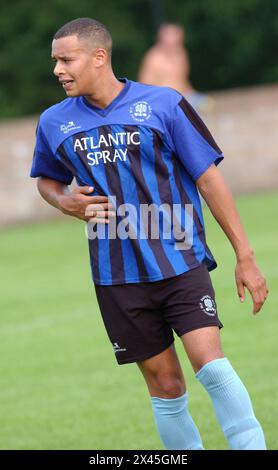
[{"left": 30, "top": 78, "right": 224, "bottom": 285}]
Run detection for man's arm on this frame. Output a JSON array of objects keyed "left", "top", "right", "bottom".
[
  {"left": 37, "top": 177, "right": 114, "bottom": 223},
  {"left": 196, "top": 164, "right": 269, "bottom": 315}
]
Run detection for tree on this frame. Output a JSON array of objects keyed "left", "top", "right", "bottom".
[{"left": 0, "top": 0, "right": 277, "bottom": 118}]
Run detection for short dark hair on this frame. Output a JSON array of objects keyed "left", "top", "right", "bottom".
[{"left": 53, "top": 18, "right": 112, "bottom": 58}]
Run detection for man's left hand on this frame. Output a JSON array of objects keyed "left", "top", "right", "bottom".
[{"left": 235, "top": 253, "right": 269, "bottom": 315}]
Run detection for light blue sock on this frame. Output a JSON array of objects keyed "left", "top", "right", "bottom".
[
  {"left": 196, "top": 357, "right": 266, "bottom": 449},
  {"left": 150, "top": 392, "right": 204, "bottom": 450}
]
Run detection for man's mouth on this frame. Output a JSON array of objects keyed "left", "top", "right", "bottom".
[{"left": 59, "top": 80, "right": 74, "bottom": 89}]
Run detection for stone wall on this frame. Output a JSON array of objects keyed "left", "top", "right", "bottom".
[
  {"left": 203, "top": 84, "right": 278, "bottom": 194},
  {"left": 0, "top": 84, "right": 277, "bottom": 227}
]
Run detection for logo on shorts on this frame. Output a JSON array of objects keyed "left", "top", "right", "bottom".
[
  {"left": 199, "top": 295, "right": 216, "bottom": 316},
  {"left": 130, "top": 101, "right": 152, "bottom": 122},
  {"left": 112, "top": 342, "right": 127, "bottom": 353}
]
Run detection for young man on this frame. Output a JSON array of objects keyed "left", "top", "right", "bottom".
[{"left": 30, "top": 18, "right": 268, "bottom": 450}]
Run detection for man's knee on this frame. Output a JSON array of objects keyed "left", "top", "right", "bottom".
[
  {"left": 181, "top": 326, "right": 225, "bottom": 373},
  {"left": 194, "top": 353, "right": 225, "bottom": 374},
  {"left": 137, "top": 344, "right": 186, "bottom": 398},
  {"left": 150, "top": 374, "right": 186, "bottom": 398}
]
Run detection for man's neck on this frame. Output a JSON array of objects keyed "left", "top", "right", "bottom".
[{"left": 84, "top": 75, "right": 125, "bottom": 109}]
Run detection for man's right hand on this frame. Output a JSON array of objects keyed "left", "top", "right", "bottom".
[{"left": 59, "top": 185, "right": 116, "bottom": 223}]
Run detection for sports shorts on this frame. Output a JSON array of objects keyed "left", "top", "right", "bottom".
[{"left": 94, "top": 261, "right": 223, "bottom": 365}]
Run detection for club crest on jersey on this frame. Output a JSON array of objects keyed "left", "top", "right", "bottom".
[
  {"left": 199, "top": 295, "right": 216, "bottom": 316},
  {"left": 130, "top": 101, "right": 152, "bottom": 122}
]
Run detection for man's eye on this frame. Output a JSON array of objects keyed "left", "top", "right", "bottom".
[{"left": 52, "top": 58, "right": 72, "bottom": 63}]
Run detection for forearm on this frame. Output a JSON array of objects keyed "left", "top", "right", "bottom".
[
  {"left": 197, "top": 165, "right": 253, "bottom": 261},
  {"left": 36, "top": 177, "right": 111, "bottom": 222},
  {"left": 37, "top": 177, "right": 70, "bottom": 212}
]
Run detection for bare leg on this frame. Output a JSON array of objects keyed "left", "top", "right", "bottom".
[
  {"left": 137, "top": 343, "right": 186, "bottom": 398},
  {"left": 180, "top": 326, "right": 266, "bottom": 449},
  {"left": 180, "top": 326, "right": 224, "bottom": 373},
  {"left": 136, "top": 344, "right": 204, "bottom": 450}
]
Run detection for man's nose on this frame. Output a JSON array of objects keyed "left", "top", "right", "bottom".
[{"left": 53, "top": 61, "right": 64, "bottom": 77}]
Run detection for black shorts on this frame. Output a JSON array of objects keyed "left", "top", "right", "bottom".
[{"left": 94, "top": 261, "right": 223, "bottom": 365}]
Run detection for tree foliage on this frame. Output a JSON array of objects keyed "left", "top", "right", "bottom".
[{"left": 0, "top": 0, "right": 277, "bottom": 118}]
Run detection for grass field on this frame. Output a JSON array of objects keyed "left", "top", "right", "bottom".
[{"left": 0, "top": 191, "right": 277, "bottom": 450}]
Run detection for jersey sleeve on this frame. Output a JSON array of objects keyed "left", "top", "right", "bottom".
[
  {"left": 30, "top": 119, "right": 74, "bottom": 185},
  {"left": 168, "top": 96, "right": 224, "bottom": 181}
]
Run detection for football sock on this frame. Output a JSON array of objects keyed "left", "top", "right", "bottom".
[
  {"left": 196, "top": 357, "right": 266, "bottom": 449},
  {"left": 150, "top": 392, "right": 204, "bottom": 450}
]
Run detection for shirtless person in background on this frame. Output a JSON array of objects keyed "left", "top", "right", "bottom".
[{"left": 138, "top": 23, "right": 212, "bottom": 112}]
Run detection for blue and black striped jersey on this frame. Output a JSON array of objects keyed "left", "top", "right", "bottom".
[{"left": 30, "top": 78, "right": 224, "bottom": 285}]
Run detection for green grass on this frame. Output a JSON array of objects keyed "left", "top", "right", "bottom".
[{"left": 0, "top": 191, "right": 277, "bottom": 450}]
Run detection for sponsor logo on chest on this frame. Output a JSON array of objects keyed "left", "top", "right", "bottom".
[{"left": 73, "top": 131, "right": 140, "bottom": 166}]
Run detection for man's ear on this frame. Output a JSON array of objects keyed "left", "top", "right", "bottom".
[{"left": 94, "top": 48, "right": 107, "bottom": 67}]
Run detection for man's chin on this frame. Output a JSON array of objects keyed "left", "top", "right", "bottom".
[{"left": 64, "top": 90, "right": 81, "bottom": 97}]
